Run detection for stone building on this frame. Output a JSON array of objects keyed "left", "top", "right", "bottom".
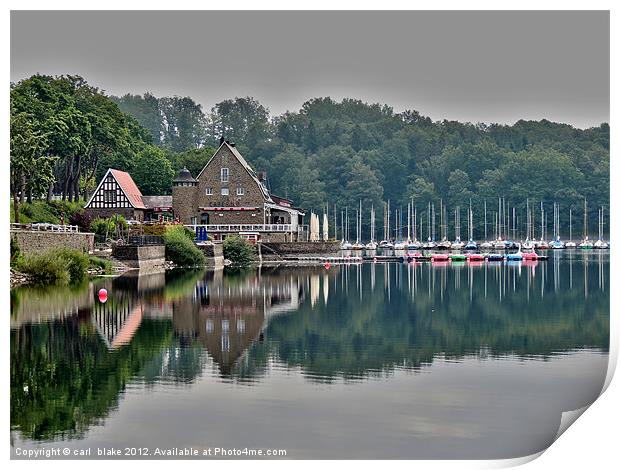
[{"left": 172, "top": 141, "right": 306, "bottom": 242}]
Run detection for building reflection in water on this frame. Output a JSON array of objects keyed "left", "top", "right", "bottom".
[{"left": 10, "top": 252, "right": 609, "bottom": 441}]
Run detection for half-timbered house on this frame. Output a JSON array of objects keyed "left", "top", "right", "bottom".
[{"left": 85, "top": 168, "right": 147, "bottom": 221}]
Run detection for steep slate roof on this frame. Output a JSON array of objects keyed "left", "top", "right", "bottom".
[
  {"left": 173, "top": 167, "right": 197, "bottom": 183},
  {"left": 197, "top": 141, "right": 273, "bottom": 203},
  {"left": 142, "top": 195, "right": 173, "bottom": 209},
  {"left": 110, "top": 169, "right": 146, "bottom": 209}
]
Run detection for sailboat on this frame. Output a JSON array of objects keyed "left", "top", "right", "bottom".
[
  {"left": 464, "top": 202, "right": 477, "bottom": 250},
  {"left": 579, "top": 198, "right": 593, "bottom": 249},
  {"left": 351, "top": 202, "right": 364, "bottom": 250},
  {"left": 378, "top": 200, "right": 394, "bottom": 249},
  {"left": 392, "top": 207, "right": 406, "bottom": 250},
  {"left": 550, "top": 203, "right": 565, "bottom": 249},
  {"left": 421, "top": 202, "right": 436, "bottom": 249},
  {"left": 340, "top": 208, "right": 352, "bottom": 250},
  {"left": 366, "top": 204, "right": 378, "bottom": 250},
  {"left": 565, "top": 208, "right": 577, "bottom": 247},
  {"left": 406, "top": 203, "right": 421, "bottom": 249},
  {"left": 451, "top": 207, "right": 465, "bottom": 250},
  {"left": 594, "top": 206, "right": 609, "bottom": 249}
]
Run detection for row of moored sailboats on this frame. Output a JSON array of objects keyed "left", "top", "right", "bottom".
[{"left": 338, "top": 198, "right": 609, "bottom": 251}]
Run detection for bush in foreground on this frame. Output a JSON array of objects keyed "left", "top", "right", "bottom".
[
  {"left": 223, "top": 235, "right": 256, "bottom": 266},
  {"left": 10, "top": 237, "right": 23, "bottom": 267},
  {"left": 55, "top": 248, "right": 90, "bottom": 282},
  {"left": 163, "top": 226, "right": 205, "bottom": 267},
  {"left": 15, "top": 248, "right": 106, "bottom": 286},
  {"left": 17, "top": 252, "right": 71, "bottom": 286}
]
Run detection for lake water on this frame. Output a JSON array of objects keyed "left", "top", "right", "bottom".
[{"left": 10, "top": 250, "right": 609, "bottom": 459}]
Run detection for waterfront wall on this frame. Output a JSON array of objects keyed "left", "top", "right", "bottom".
[
  {"left": 197, "top": 243, "right": 224, "bottom": 268},
  {"left": 112, "top": 244, "right": 166, "bottom": 269},
  {"left": 10, "top": 230, "right": 95, "bottom": 255}
]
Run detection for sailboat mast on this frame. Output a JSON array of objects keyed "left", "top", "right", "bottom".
[
  {"left": 427, "top": 202, "right": 431, "bottom": 240},
  {"left": 413, "top": 203, "right": 417, "bottom": 241},
  {"left": 584, "top": 198, "right": 588, "bottom": 239},
  {"left": 484, "top": 200, "right": 487, "bottom": 241}
]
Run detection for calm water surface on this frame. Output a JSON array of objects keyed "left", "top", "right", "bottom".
[{"left": 10, "top": 250, "right": 609, "bottom": 459}]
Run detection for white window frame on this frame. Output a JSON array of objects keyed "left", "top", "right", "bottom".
[
  {"left": 221, "top": 167, "right": 229, "bottom": 182},
  {"left": 221, "top": 188, "right": 229, "bottom": 196},
  {"left": 236, "top": 187, "right": 244, "bottom": 196},
  {"left": 206, "top": 187, "right": 213, "bottom": 195}
]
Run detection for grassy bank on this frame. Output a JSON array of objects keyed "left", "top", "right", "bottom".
[{"left": 10, "top": 200, "right": 85, "bottom": 225}]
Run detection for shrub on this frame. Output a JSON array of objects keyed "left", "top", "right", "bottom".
[
  {"left": 17, "top": 252, "right": 70, "bottom": 286},
  {"left": 142, "top": 224, "right": 168, "bottom": 236},
  {"left": 16, "top": 248, "right": 91, "bottom": 285},
  {"left": 88, "top": 256, "right": 112, "bottom": 273},
  {"left": 10, "top": 237, "right": 23, "bottom": 267},
  {"left": 55, "top": 248, "right": 89, "bottom": 282},
  {"left": 69, "top": 210, "right": 94, "bottom": 232},
  {"left": 90, "top": 217, "right": 115, "bottom": 237},
  {"left": 223, "top": 236, "right": 256, "bottom": 266},
  {"left": 163, "top": 226, "right": 205, "bottom": 267}
]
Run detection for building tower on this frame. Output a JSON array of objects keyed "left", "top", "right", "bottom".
[{"left": 172, "top": 167, "right": 198, "bottom": 224}]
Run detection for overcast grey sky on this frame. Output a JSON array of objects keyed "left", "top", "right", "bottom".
[{"left": 11, "top": 11, "right": 609, "bottom": 128}]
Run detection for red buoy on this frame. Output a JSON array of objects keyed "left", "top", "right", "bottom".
[
  {"left": 98, "top": 288, "right": 108, "bottom": 303},
  {"left": 324, "top": 262, "right": 331, "bottom": 270}
]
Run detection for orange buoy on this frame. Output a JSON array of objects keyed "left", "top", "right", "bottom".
[{"left": 98, "top": 288, "right": 108, "bottom": 303}]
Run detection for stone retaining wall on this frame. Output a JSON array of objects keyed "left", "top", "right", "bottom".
[
  {"left": 197, "top": 243, "right": 224, "bottom": 268},
  {"left": 10, "top": 230, "right": 95, "bottom": 255},
  {"left": 112, "top": 244, "right": 166, "bottom": 269}
]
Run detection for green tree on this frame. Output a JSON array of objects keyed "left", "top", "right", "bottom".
[{"left": 133, "top": 146, "right": 175, "bottom": 195}]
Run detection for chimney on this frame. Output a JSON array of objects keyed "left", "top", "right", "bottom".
[
  {"left": 219, "top": 135, "right": 225, "bottom": 145},
  {"left": 257, "top": 171, "right": 267, "bottom": 183}
]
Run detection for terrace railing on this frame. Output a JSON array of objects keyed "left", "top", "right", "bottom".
[
  {"left": 10, "top": 222, "right": 79, "bottom": 232},
  {"left": 185, "top": 224, "right": 294, "bottom": 233}
]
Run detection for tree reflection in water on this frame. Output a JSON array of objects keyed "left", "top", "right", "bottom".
[{"left": 10, "top": 251, "right": 609, "bottom": 441}]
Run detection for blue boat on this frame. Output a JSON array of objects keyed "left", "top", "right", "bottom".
[
  {"left": 550, "top": 237, "right": 565, "bottom": 249},
  {"left": 464, "top": 239, "right": 478, "bottom": 251},
  {"left": 506, "top": 243, "right": 523, "bottom": 261}
]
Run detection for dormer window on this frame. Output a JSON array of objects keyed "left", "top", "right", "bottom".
[{"left": 221, "top": 168, "right": 229, "bottom": 182}]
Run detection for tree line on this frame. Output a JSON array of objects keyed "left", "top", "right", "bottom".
[{"left": 11, "top": 74, "right": 609, "bottom": 240}]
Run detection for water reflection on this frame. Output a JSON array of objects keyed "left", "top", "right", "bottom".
[{"left": 10, "top": 250, "right": 609, "bottom": 443}]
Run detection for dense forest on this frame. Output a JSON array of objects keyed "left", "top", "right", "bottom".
[{"left": 11, "top": 74, "right": 609, "bottom": 240}]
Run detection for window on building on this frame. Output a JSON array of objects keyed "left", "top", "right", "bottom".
[
  {"left": 221, "top": 167, "right": 229, "bottom": 182},
  {"left": 103, "top": 190, "right": 117, "bottom": 204},
  {"left": 236, "top": 187, "right": 244, "bottom": 196},
  {"left": 206, "top": 187, "right": 213, "bottom": 195},
  {"left": 190, "top": 216, "right": 197, "bottom": 225},
  {"left": 206, "top": 319, "right": 214, "bottom": 333},
  {"left": 221, "top": 188, "right": 229, "bottom": 196}
]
